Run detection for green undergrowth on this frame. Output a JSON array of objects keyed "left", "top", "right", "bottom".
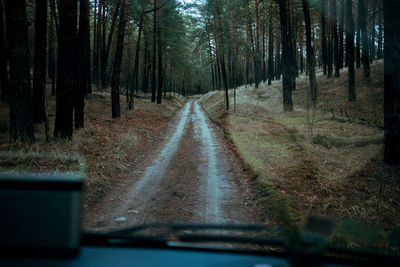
[
  {"left": 200, "top": 92, "right": 304, "bottom": 229},
  {"left": 199, "top": 62, "right": 399, "bottom": 253}
]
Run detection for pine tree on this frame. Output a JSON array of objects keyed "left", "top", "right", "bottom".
[{"left": 5, "top": 0, "right": 35, "bottom": 141}]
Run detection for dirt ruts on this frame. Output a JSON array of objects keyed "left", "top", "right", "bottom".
[{"left": 84, "top": 100, "right": 264, "bottom": 232}]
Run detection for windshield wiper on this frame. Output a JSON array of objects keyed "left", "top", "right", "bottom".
[
  {"left": 82, "top": 232, "right": 168, "bottom": 248},
  {"left": 82, "top": 223, "right": 400, "bottom": 266},
  {"left": 82, "top": 223, "right": 281, "bottom": 250}
]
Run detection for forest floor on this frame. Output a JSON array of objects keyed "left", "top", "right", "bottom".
[
  {"left": 200, "top": 60, "right": 400, "bottom": 251},
  {"left": 0, "top": 88, "right": 266, "bottom": 232},
  {"left": 83, "top": 100, "right": 265, "bottom": 231},
  {"left": 0, "top": 89, "right": 185, "bottom": 209}
]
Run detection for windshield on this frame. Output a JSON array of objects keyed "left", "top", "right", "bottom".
[{"left": 0, "top": 0, "right": 399, "bottom": 258}]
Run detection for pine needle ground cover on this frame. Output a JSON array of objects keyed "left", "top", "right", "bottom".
[
  {"left": 200, "top": 61, "right": 399, "bottom": 251},
  {"left": 0, "top": 88, "right": 184, "bottom": 210}
]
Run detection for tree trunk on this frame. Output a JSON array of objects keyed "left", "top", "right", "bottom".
[
  {"left": 346, "top": 0, "right": 356, "bottom": 102},
  {"left": 100, "top": 0, "right": 121, "bottom": 89},
  {"left": 5, "top": 0, "right": 34, "bottom": 142},
  {"left": 370, "top": 0, "right": 377, "bottom": 63},
  {"left": 359, "top": 0, "right": 371, "bottom": 82},
  {"left": 289, "top": 0, "right": 298, "bottom": 80},
  {"left": 377, "top": 3, "right": 383, "bottom": 59},
  {"left": 262, "top": 20, "right": 266, "bottom": 82},
  {"left": 157, "top": 0, "right": 163, "bottom": 104},
  {"left": 327, "top": 0, "right": 333, "bottom": 78},
  {"left": 302, "top": 0, "right": 318, "bottom": 108},
  {"left": 93, "top": 0, "right": 100, "bottom": 85},
  {"left": 101, "top": 1, "right": 121, "bottom": 89},
  {"left": 85, "top": 8, "right": 92, "bottom": 95},
  {"left": 321, "top": 0, "right": 327, "bottom": 75},
  {"left": 111, "top": 0, "right": 128, "bottom": 118},
  {"left": 338, "top": 0, "right": 345, "bottom": 69},
  {"left": 208, "top": 36, "right": 216, "bottom": 91},
  {"left": 384, "top": 0, "right": 400, "bottom": 165},
  {"left": 54, "top": 0, "right": 77, "bottom": 140},
  {"left": 92, "top": 0, "right": 97, "bottom": 82},
  {"left": 279, "top": 0, "right": 294, "bottom": 112},
  {"left": 332, "top": 0, "right": 339, "bottom": 77},
  {"left": 0, "top": 0, "right": 8, "bottom": 103},
  {"left": 221, "top": 53, "right": 229, "bottom": 110},
  {"left": 275, "top": 33, "right": 281, "bottom": 80},
  {"left": 216, "top": 52, "right": 222, "bottom": 89},
  {"left": 142, "top": 27, "right": 150, "bottom": 94},
  {"left": 213, "top": 0, "right": 229, "bottom": 109},
  {"left": 151, "top": 0, "right": 157, "bottom": 102},
  {"left": 74, "top": 0, "right": 90, "bottom": 129},
  {"left": 268, "top": 0, "right": 274, "bottom": 86},
  {"left": 356, "top": 2, "right": 361, "bottom": 68},
  {"left": 32, "top": 0, "right": 47, "bottom": 124},
  {"left": 100, "top": 1, "right": 106, "bottom": 87},
  {"left": 129, "top": 13, "right": 144, "bottom": 110},
  {"left": 48, "top": 0, "right": 56, "bottom": 96},
  {"left": 246, "top": 0, "right": 256, "bottom": 87},
  {"left": 254, "top": 0, "right": 261, "bottom": 88}
]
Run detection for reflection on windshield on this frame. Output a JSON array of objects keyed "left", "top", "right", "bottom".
[{"left": 0, "top": 0, "right": 399, "bottom": 256}]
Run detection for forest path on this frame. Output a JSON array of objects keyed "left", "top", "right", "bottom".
[{"left": 84, "top": 100, "right": 262, "bottom": 231}]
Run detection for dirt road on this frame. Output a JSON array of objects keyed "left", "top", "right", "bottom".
[{"left": 84, "top": 100, "right": 263, "bottom": 231}]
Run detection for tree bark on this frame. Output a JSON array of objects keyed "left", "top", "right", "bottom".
[
  {"left": 332, "top": 0, "right": 339, "bottom": 77},
  {"left": 208, "top": 36, "right": 216, "bottom": 91},
  {"left": 101, "top": 1, "right": 121, "bottom": 89},
  {"left": 346, "top": 0, "right": 356, "bottom": 102},
  {"left": 0, "top": 0, "right": 8, "bottom": 103},
  {"left": 279, "top": 0, "right": 294, "bottom": 112},
  {"left": 377, "top": 2, "right": 383, "bottom": 59},
  {"left": 327, "top": 0, "right": 333, "bottom": 78},
  {"left": 359, "top": 0, "right": 371, "bottom": 82},
  {"left": 74, "top": 0, "right": 90, "bottom": 129},
  {"left": 130, "top": 13, "right": 144, "bottom": 110},
  {"left": 356, "top": 1, "right": 361, "bottom": 68},
  {"left": 85, "top": 7, "right": 92, "bottom": 95},
  {"left": 289, "top": 0, "right": 297, "bottom": 80},
  {"left": 111, "top": 0, "right": 128, "bottom": 118},
  {"left": 384, "top": 0, "right": 400, "bottom": 165},
  {"left": 254, "top": 0, "right": 261, "bottom": 88},
  {"left": 370, "top": 0, "right": 377, "bottom": 63},
  {"left": 213, "top": 0, "right": 229, "bottom": 109},
  {"left": 54, "top": 0, "right": 77, "bottom": 140},
  {"left": 157, "top": 0, "right": 163, "bottom": 104},
  {"left": 32, "top": 0, "right": 47, "bottom": 124},
  {"left": 302, "top": 0, "right": 318, "bottom": 108},
  {"left": 48, "top": 0, "right": 56, "bottom": 96},
  {"left": 92, "top": 0, "right": 97, "bottom": 83},
  {"left": 262, "top": 17, "right": 266, "bottom": 83},
  {"left": 267, "top": 0, "right": 274, "bottom": 86},
  {"left": 246, "top": 0, "right": 256, "bottom": 87},
  {"left": 275, "top": 33, "right": 281, "bottom": 80},
  {"left": 142, "top": 26, "right": 150, "bottom": 94},
  {"left": 151, "top": 0, "right": 157, "bottom": 102},
  {"left": 321, "top": 0, "right": 327, "bottom": 75},
  {"left": 5, "top": 0, "right": 35, "bottom": 142},
  {"left": 338, "top": 0, "right": 345, "bottom": 69},
  {"left": 101, "top": 1, "right": 106, "bottom": 86}
]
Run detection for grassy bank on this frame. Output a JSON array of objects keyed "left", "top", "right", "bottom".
[
  {"left": 200, "top": 61, "right": 399, "bottom": 251},
  {"left": 0, "top": 89, "right": 184, "bottom": 209}
]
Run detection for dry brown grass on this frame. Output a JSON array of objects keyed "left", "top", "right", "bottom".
[
  {"left": 0, "top": 86, "right": 184, "bottom": 208},
  {"left": 200, "top": 61, "right": 399, "bottom": 251}
]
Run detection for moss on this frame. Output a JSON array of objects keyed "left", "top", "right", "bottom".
[
  {"left": 258, "top": 176, "right": 303, "bottom": 229},
  {"left": 276, "top": 114, "right": 305, "bottom": 126}
]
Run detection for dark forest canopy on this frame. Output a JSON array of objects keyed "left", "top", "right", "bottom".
[{"left": 1, "top": 0, "right": 400, "bottom": 165}]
